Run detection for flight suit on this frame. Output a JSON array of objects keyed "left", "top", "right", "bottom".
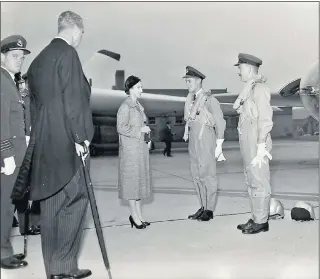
[
  {"left": 237, "top": 82, "right": 273, "bottom": 224},
  {"left": 184, "top": 89, "right": 226, "bottom": 212},
  {"left": 1, "top": 67, "right": 27, "bottom": 259}
]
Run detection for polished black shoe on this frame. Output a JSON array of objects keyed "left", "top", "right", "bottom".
[
  {"left": 188, "top": 207, "right": 204, "bottom": 219},
  {"left": 197, "top": 210, "right": 213, "bottom": 221},
  {"left": 237, "top": 219, "right": 254, "bottom": 230},
  {"left": 142, "top": 221, "right": 151, "bottom": 226},
  {"left": 1, "top": 256, "right": 28, "bottom": 269},
  {"left": 51, "top": 269, "right": 92, "bottom": 279},
  {"left": 242, "top": 222, "right": 269, "bottom": 234},
  {"left": 21, "top": 225, "right": 41, "bottom": 236},
  {"left": 129, "top": 216, "right": 146, "bottom": 229},
  {"left": 13, "top": 253, "right": 26, "bottom": 261}
]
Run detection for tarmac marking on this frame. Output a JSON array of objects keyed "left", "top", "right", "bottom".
[{"left": 93, "top": 185, "right": 319, "bottom": 201}]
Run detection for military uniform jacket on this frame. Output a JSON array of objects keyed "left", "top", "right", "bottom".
[
  {"left": 1, "top": 67, "right": 27, "bottom": 166},
  {"left": 12, "top": 38, "right": 94, "bottom": 201},
  {"left": 21, "top": 88, "right": 31, "bottom": 136}
]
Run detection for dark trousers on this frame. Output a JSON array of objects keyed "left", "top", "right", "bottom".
[
  {"left": 163, "top": 141, "right": 172, "bottom": 156},
  {"left": 40, "top": 166, "right": 89, "bottom": 277},
  {"left": 1, "top": 168, "right": 19, "bottom": 259},
  {"left": 17, "top": 200, "right": 41, "bottom": 234}
]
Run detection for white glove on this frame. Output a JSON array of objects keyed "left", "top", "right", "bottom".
[
  {"left": 215, "top": 139, "right": 224, "bottom": 159},
  {"left": 141, "top": 126, "right": 151, "bottom": 133},
  {"left": 217, "top": 153, "right": 226, "bottom": 162},
  {"left": 251, "top": 143, "right": 272, "bottom": 169},
  {"left": 25, "top": 136, "right": 30, "bottom": 147},
  {"left": 75, "top": 140, "right": 90, "bottom": 158},
  {"left": 183, "top": 133, "right": 188, "bottom": 142},
  {"left": 1, "top": 156, "right": 16, "bottom": 175},
  {"left": 183, "top": 124, "right": 189, "bottom": 142}
]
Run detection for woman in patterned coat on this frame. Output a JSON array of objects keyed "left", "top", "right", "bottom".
[{"left": 117, "top": 76, "right": 152, "bottom": 229}]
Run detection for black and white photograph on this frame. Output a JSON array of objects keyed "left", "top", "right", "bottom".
[{"left": 1, "top": 1, "right": 319, "bottom": 279}]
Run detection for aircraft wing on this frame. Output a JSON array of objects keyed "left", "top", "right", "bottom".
[
  {"left": 91, "top": 88, "right": 286, "bottom": 117},
  {"left": 213, "top": 91, "right": 302, "bottom": 108}
]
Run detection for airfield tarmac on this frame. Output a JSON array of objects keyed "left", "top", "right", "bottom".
[{"left": 2, "top": 140, "right": 319, "bottom": 279}]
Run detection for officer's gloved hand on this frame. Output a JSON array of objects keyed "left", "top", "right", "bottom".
[
  {"left": 215, "top": 139, "right": 224, "bottom": 159},
  {"left": 251, "top": 143, "right": 272, "bottom": 169},
  {"left": 25, "top": 136, "right": 30, "bottom": 147},
  {"left": 217, "top": 153, "right": 226, "bottom": 162},
  {"left": 75, "top": 140, "right": 90, "bottom": 158},
  {"left": 1, "top": 156, "right": 16, "bottom": 175},
  {"left": 183, "top": 124, "right": 189, "bottom": 142}
]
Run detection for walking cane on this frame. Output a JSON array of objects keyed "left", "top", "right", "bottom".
[
  {"left": 80, "top": 151, "right": 113, "bottom": 279},
  {"left": 15, "top": 201, "right": 30, "bottom": 260}
]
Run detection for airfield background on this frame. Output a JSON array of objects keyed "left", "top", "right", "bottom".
[{"left": 90, "top": 71, "right": 318, "bottom": 150}]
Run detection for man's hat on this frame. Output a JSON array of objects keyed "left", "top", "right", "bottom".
[
  {"left": 1, "top": 35, "right": 31, "bottom": 55},
  {"left": 234, "top": 53, "right": 262, "bottom": 67},
  {"left": 183, "top": 66, "right": 206, "bottom": 79}
]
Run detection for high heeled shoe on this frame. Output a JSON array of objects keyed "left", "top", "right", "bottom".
[
  {"left": 142, "top": 221, "right": 150, "bottom": 226},
  {"left": 129, "top": 216, "right": 146, "bottom": 229}
]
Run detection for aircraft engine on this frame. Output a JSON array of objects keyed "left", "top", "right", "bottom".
[
  {"left": 299, "top": 60, "right": 319, "bottom": 121},
  {"left": 279, "top": 60, "right": 319, "bottom": 121}
]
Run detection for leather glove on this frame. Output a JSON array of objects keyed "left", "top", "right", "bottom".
[
  {"left": 251, "top": 143, "right": 272, "bottom": 169},
  {"left": 1, "top": 156, "right": 16, "bottom": 175},
  {"left": 215, "top": 139, "right": 224, "bottom": 159}
]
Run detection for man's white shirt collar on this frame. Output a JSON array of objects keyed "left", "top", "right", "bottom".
[
  {"left": 1, "top": 66, "right": 15, "bottom": 81},
  {"left": 55, "top": 36, "right": 70, "bottom": 45}
]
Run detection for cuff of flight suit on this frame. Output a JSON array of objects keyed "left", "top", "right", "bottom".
[
  {"left": 1, "top": 139, "right": 14, "bottom": 159},
  {"left": 257, "top": 142, "right": 266, "bottom": 149}
]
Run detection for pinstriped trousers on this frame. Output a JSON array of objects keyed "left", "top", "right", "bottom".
[{"left": 40, "top": 164, "right": 89, "bottom": 277}]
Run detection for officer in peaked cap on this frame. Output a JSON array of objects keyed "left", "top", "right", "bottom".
[
  {"left": 1, "top": 35, "right": 31, "bottom": 55},
  {"left": 234, "top": 52, "right": 274, "bottom": 234},
  {"left": 183, "top": 66, "right": 206, "bottom": 80},
  {"left": 1, "top": 35, "right": 30, "bottom": 269},
  {"left": 183, "top": 65, "right": 226, "bottom": 222},
  {"left": 234, "top": 53, "right": 262, "bottom": 68}
]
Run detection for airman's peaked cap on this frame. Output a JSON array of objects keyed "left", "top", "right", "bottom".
[
  {"left": 183, "top": 66, "right": 206, "bottom": 79},
  {"left": 234, "top": 53, "right": 262, "bottom": 67},
  {"left": 1, "top": 35, "right": 30, "bottom": 55}
]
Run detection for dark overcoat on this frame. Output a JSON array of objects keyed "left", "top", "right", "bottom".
[
  {"left": 0, "top": 68, "right": 27, "bottom": 165},
  {"left": 11, "top": 38, "right": 94, "bottom": 201}
]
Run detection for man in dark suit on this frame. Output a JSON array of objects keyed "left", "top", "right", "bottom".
[
  {"left": 1, "top": 35, "right": 30, "bottom": 269},
  {"left": 162, "top": 121, "right": 174, "bottom": 157},
  {"left": 13, "top": 11, "right": 94, "bottom": 279}
]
